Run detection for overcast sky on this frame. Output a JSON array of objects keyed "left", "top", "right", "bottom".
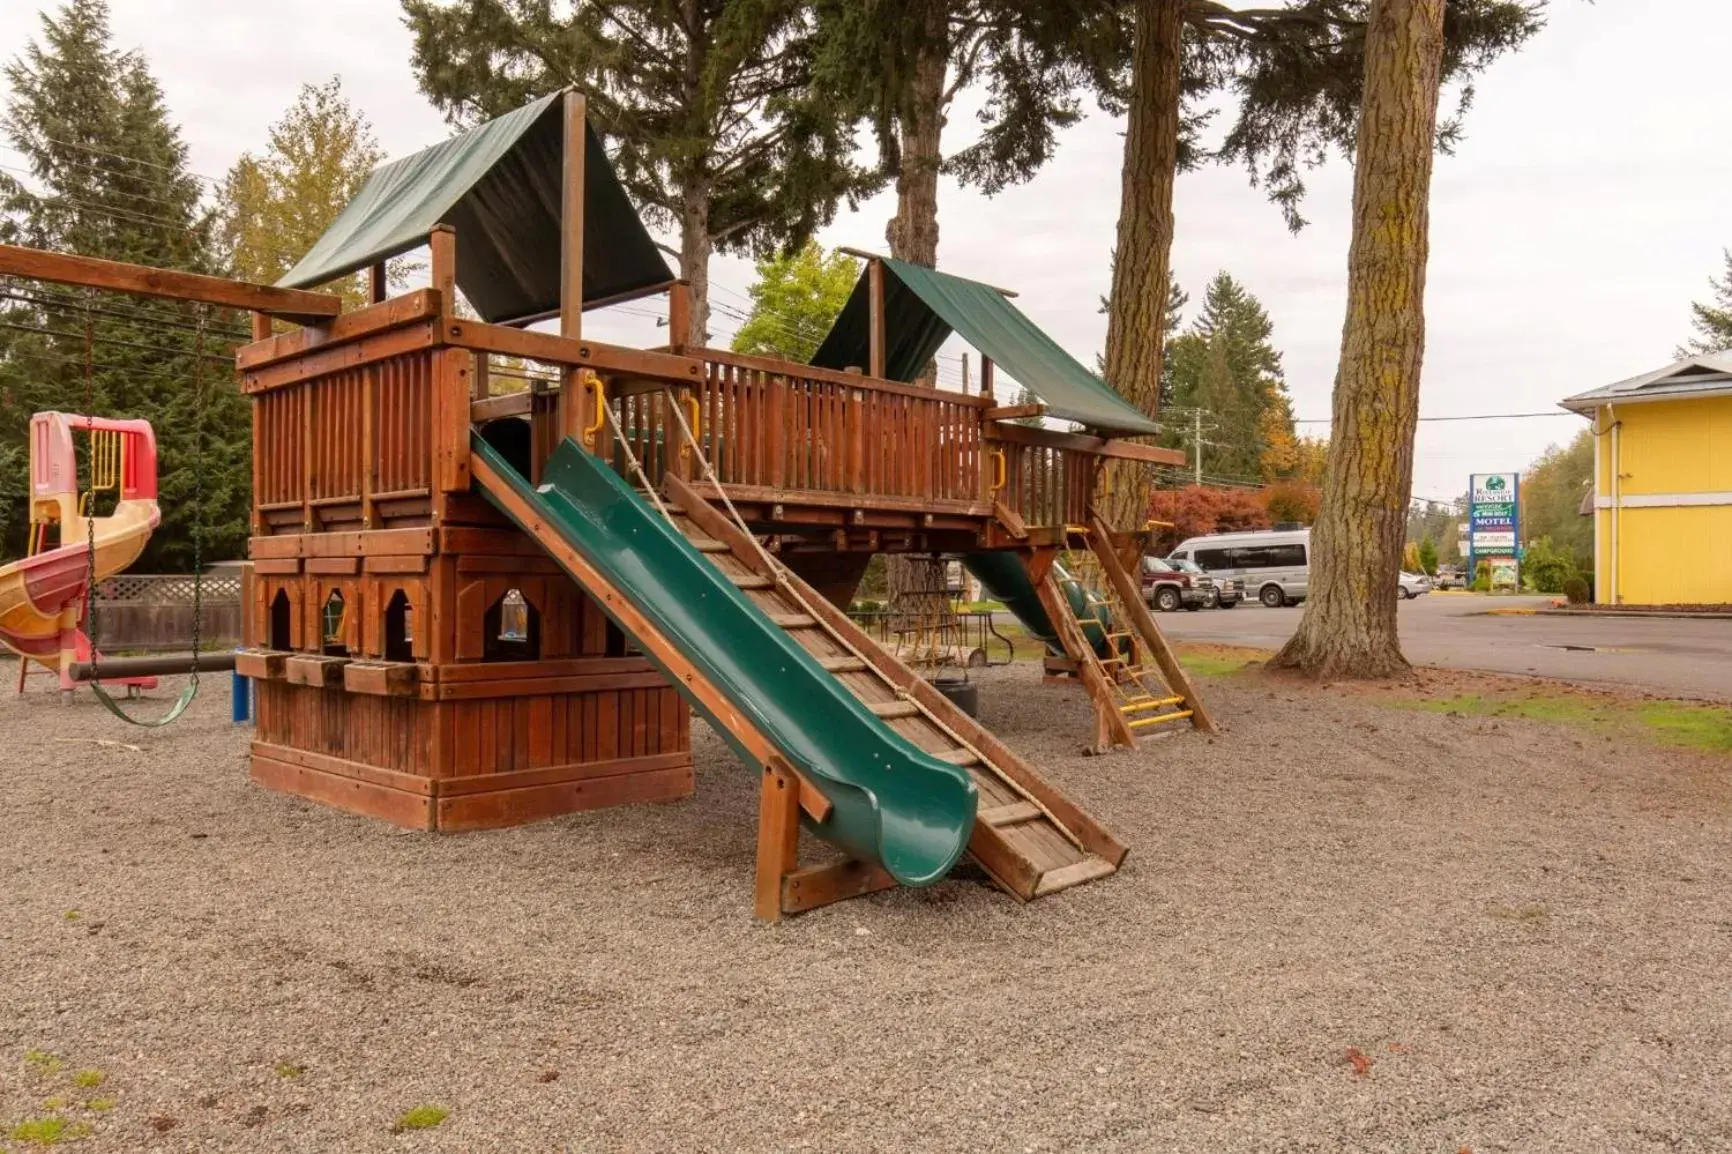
[{"left": 2, "top": 0, "right": 1727, "bottom": 503}]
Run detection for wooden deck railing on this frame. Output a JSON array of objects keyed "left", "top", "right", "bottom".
[
  {"left": 241, "top": 288, "right": 1179, "bottom": 540},
  {"left": 692, "top": 349, "right": 987, "bottom": 509}
]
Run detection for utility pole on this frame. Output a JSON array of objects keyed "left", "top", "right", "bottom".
[{"left": 1193, "top": 408, "right": 1203, "bottom": 485}]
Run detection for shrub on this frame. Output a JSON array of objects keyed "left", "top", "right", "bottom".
[
  {"left": 1260, "top": 480, "right": 1320, "bottom": 526},
  {"left": 1562, "top": 575, "right": 1590, "bottom": 604},
  {"left": 1471, "top": 561, "right": 1492, "bottom": 592},
  {"left": 1522, "top": 535, "right": 1578, "bottom": 594},
  {"left": 1147, "top": 485, "right": 1271, "bottom": 552}
]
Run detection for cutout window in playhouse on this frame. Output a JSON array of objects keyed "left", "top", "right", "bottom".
[
  {"left": 484, "top": 588, "right": 539, "bottom": 662},
  {"left": 383, "top": 589, "right": 413, "bottom": 663},
  {"left": 321, "top": 589, "right": 348, "bottom": 657},
  {"left": 268, "top": 588, "right": 292, "bottom": 651}
]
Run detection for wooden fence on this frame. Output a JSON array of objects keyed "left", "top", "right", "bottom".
[{"left": 89, "top": 573, "right": 242, "bottom": 651}]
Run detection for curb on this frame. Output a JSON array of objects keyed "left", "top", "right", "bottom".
[{"left": 1525, "top": 609, "right": 1732, "bottom": 621}]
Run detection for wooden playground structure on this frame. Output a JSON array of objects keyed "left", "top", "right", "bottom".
[{"left": 0, "top": 89, "right": 1213, "bottom": 920}]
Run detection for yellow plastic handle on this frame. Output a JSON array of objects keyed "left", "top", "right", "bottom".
[
  {"left": 991, "top": 449, "right": 1007, "bottom": 493},
  {"left": 681, "top": 393, "right": 701, "bottom": 458},
  {"left": 582, "top": 372, "right": 606, "bottom": 446}
]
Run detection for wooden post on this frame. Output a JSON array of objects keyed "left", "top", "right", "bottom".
[
  {"left": 369, "top": 262, "right": 388, "bottom": 303},
  {"left": 249, "top": 311, "right": 271, "bottom": 342},
  {"left": 667, "top": 280, "right": 691, "bottom": 353},
  {"left": 559, "top": 90, "right": 590, "bottom": 444},
  {"left": 981, "top": 356, "right": 995, "bottom": 399},
  {"left": 473, "top": 352, "right": 490, "bottom": 400},
  {"left": 867, "top": 258, "right": 885, "bottom": 379},
  {"left": 754, "top": 761, "right": 802, "bottom": 922},
  {"left": 429, "top": 225, "right": 456, "bottom": 319}
]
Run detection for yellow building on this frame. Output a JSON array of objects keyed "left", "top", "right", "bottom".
[{"left": 1561, "top": 355, "right": 1732, "bottom": 605}]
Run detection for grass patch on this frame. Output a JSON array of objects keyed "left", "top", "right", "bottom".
[
  {"left": 84, "top": 1099, "right": 114, "bottom": 1114},
  {"left": 70, "top": 1070, "right": 103, "bottom": 1090},
  {"left": 392, "top": 1105, "right": 450, "bottom": 1133},
  {"left": 8, "top": 1116, "right": 89, "bottom": 1145},
  {"left": 1180, "top": 652, "right": 1254, "bottom": 677},
  {"left": 1390, "top": 691, "right": 1732, "bottom": 755},
  {"left": 24, "top": 1051, "right": 63, "bottom": 1076},
  {"left": 273, "top": 1061, "right": 305, "bottom": 1080},
  {"left": 1486, "top": 902, "right": 1550, "bottom": 923}
]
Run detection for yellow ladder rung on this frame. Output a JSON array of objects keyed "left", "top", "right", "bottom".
[
  {"left": 1121, "top": 695, "right": 1185, "bottom": 715},
  {"left": 1129, "top": 709, "right": 1193, "bottom": 730}
]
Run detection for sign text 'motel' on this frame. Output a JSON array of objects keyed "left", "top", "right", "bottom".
[{"left": 1467, "top": 472, "right": 1520, "bottom": 588}]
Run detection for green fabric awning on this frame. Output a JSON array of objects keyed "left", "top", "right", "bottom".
[
  {"left": 278, "top": 90, "right": 670, "bottom": 323},
  {"left": 810, "top": 256, "right": 1159, "bottom": 435}
]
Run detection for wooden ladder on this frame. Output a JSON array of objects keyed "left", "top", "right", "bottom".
[
  {"left": 1031, "top": 512, "right": 1215, "bottom": 753},
  {"left": 663, "top": 474, "right": 1128, "bottom": 910}
]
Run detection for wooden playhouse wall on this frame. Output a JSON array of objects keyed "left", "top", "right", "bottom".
[{"left": 239, "top": 298, "right": 692, "bottom": 831}]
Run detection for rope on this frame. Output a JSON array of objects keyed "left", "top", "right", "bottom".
[{"left": 654, "top": 389, "right": 1084, "bottom": 851}]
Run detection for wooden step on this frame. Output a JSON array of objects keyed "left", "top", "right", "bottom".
[
  {"left": 689, "top": 536, "right": 729, "bottom": 553},
  {"left": 1032, "top": 856, "right": 1118, "bottom": 897},
  {"left": 817, "top": 655, "right": 868, "bottom": 674},
  {"left": 729, "top": 573, "right": 775, "bottom": 590},
  {"left": 867, "top": 700, "right": 920, "bottom": 720},
  {"left": 979, "top": 800, "right": 1041, "bottom": 827},
  {"left": 932, "top": 747, "right": 981, "bottom": 767},
  {"left": 769, "top": 614, "right": 816, "bottom": 629}
]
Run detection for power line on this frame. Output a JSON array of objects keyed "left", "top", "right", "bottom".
[{"left": 1292, "top": 411, "right": 1576, "bottom": 424}]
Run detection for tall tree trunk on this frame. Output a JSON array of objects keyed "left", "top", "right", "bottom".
[
  {"left": 886, "top": 4, "right": 948, "bottom": 271},
  {"left": 1098, "top": 0, "right": 1183, "bottom": 530},
  {"left": 884, "top": 3, "right": 948, "bottom": 608},
  {"left": 1273, "top": 0, "right": 1446, "bottom": 679},
  {"left": 678, "top": 174, "right": 712, "bottom": 347}
]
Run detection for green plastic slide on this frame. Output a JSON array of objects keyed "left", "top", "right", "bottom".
[
  {"left": 472, "top": 433, "right": 978, "bottom": 886},
  {"left": 963, "top": 552, "right": 1113, "bottom": 654}
]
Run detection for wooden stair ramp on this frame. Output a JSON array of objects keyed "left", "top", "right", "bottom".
[{"left": 661, "top": 472, "right": 1128, "bottom": 907}]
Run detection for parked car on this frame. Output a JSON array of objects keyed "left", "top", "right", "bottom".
[
  {"left": 1169, "top": 528, "right": 1310, "bottom": 608},
  {"left": 1398, "top": 571, "right": 1433, "bottom": 599},
  {"left": 1168, "top": 556, "right": 1242, "bottom": 608},
  {"left": 1433, "top": 566, "right": 1461, "bottom": 589},
  {"left": 1141, "top": 556, "right": 1211, "bottom": 612}
]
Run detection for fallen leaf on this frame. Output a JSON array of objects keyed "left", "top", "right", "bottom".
[{"left": 1344, "top": 1047, "right": 1373, "bottom": 1077}]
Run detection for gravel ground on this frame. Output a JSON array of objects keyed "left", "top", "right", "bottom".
[{"left": 3, "top": 658, "right": 1731, "bottom": 1152}]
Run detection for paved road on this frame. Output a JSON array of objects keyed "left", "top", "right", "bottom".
[{"left": 1152, "top": 593, "right": 1732, "bottom": 700}]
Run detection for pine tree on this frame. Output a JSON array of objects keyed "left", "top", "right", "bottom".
[
  {"left": 218, "top": 78, "right": 386, "bottom": 311},
  {"left": 0, "top": 0, "right": 248, "bottom": 570},
  {"left": 811, "top": 1, "right": 1093, "bottom": 272},
  {"left": 1094, "top": 0, "right": 1542, "bottom": 529},
  {"left": 402, "top": 0, "right": 878, "bottom": 347},
  {"left": 1158, "top": 271, "right": 1296, "bottom": 483},
  {"left": 1679, "top": 249, "right": 1732, "bottom": 355},
  {"left": 1274, "top": 0, "right": 1453, "bottom": 678}
]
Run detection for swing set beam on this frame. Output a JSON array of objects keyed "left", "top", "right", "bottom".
[{"left": 0, "top": 243, "right": 341, "bottom": 324}]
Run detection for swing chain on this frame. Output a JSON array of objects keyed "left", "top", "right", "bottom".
[
  {"left": 83, "top": 296, "right": 100, "bottom": 679},
  {"left": 188, "top": 305, "right": 204, "bottom": 686}
]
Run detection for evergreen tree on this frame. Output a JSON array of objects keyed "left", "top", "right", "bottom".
[
  {"left": 1159, "top": 271, "right": 1296, "bottom": 483},
  {"left": 1679, "top": 249, "right": 1732, "bottom": 355},
  {"left": 811, "top": 1, "right": 1094, "bottom": 272},
  {"left": 402, "top": 0, "right": 878, "bottom": 347},
  {"left": 1093, "top": 0, "right": 1542, "bottom": 529},
  {"left": 730, "top": 242, "right": 859, "bottom": 362},
  {"left": 218, "top": 78, "right": 386, "bottom": 311},
  {"left": 0, "top": 0, "right": 248, "bottom": 569}
]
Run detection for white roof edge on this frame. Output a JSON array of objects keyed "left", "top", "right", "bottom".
[{"left": 1560, "top": 351, "right": 1732, "bottom": 410}]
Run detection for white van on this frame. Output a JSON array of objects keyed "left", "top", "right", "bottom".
[{"left": 1168, "top": 528, "right": 1310, "bottom": 608}]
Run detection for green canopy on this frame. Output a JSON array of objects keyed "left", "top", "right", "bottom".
[
  {"left": 810, "top": 256, "right": 1159, "bottom": 435},
  {"left": 278, "top": 90, "right": 671, "bottom": 323}
]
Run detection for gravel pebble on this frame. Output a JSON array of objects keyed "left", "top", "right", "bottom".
[{"left": 2, "top": 659, "right": 1729, "bottom": 1151}]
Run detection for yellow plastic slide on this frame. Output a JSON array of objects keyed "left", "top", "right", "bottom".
[{"left": 0, "top": 413, "right": 160, "bottom": 690}]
